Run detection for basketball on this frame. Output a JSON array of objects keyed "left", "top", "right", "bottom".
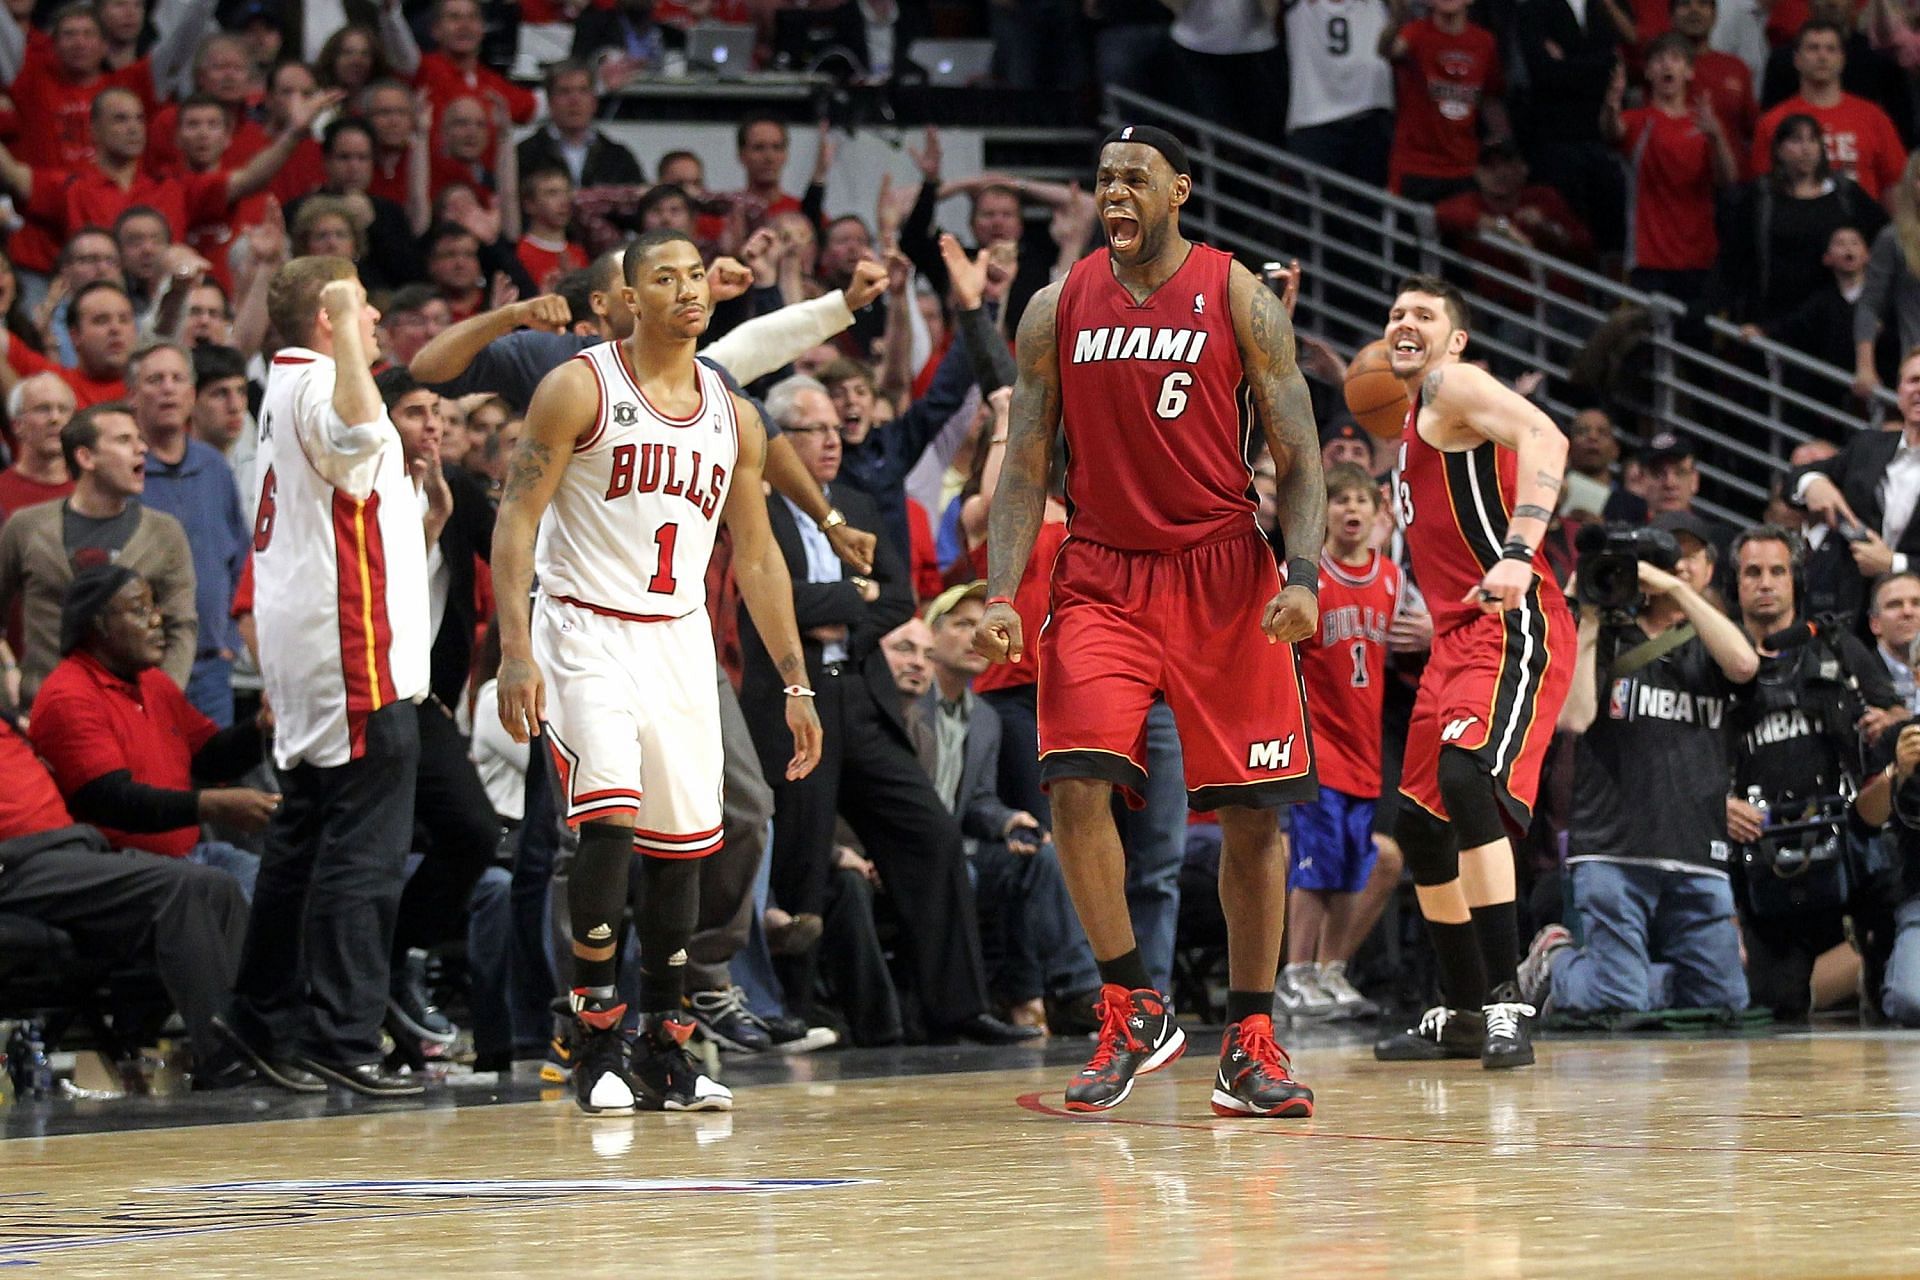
[{"left": 1343, "top": 339, "right": 1410, "bottom": 439}]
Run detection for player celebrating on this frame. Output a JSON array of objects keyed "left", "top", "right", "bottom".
[
  {"left": 493, "top": 229, "right": 822, "bottom": 1116},
  {"left": 1374, "top": 276, "right": 1573, "bottom": 1068},
  {"left": 977, "top": 125, "right": 1327, "bottom": 1118}
]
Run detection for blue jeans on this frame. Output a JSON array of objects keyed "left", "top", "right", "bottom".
[
  {"left": 187, "top": 654, "right": 235, "bottom": 728},
  {"left": 1549, "top": 860, "right": 1749, "bottom": 1013},
  {"left": 465, "top": 865, "right": 515, "bottom": 1060},
  {"left": 972, "top": 838, "right": 1100, "bottom": 1002},
  {"left": 1882, "top": 895, "right": 1920, "bottom": 1026},
  {"left": 190, "top": 839, "right": 260, "bottom": 901},
  {"left": 1121, "top": 699, "right": 1186, "bottom": 993}
]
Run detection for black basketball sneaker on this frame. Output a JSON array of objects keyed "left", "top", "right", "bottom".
[
  {"left": 1210, "top": 1015, "right": 1314, "bottom": 1118},
  {"left": 632, "top": 1012, "right": 734, "bottom": 1111},
  {"left": 1064, "top": 984, "right": 1186, "bottom": 1113},
  {"left": 1481, "top": 982, "right": 1538, "bottom": 1069},
  {"left": 569, "top": 992, "right": 637, "bottom": 1117},
  {"left": 1373, "top": 1006, "right": 1485, "bottom": 1061}
]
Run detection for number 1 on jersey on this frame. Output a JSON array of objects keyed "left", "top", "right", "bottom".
[{"left": 649, "top": 522, "right": 680, "bottom": 595}]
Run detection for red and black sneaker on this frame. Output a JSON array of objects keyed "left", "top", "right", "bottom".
[
  {"left": 568, "top": 990, "right": 636, "bottom": 1117},
  {"left": 1063, "top": 984, "right": 1186, "bottom": 1113},
  {"left": 1210, "top": 1014, "right": 1314, "bottom": 1118}
]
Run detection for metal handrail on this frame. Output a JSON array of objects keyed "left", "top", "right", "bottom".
[{"left": 1100, "top": 86, "right": 1893, "bottom": 521}]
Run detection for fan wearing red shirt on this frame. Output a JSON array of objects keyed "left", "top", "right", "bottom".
[
  {"left": 516, "top": 167, "right": 588, "bottom": 292},
  {"left": 1282, "top": 463, "right": 1403, "bottom": 1017},
  {"left": 407, "top": 0, "right": 537, "bottom": 156},
  {"left": 1751, "top": 20, "right": 1906, "bottom": 200},
  {"left": 6, "top": 2, "right": 172, "bottom": 170},
  {"left": 167, "top": 96, "right": 268, "bottom": 291},
  {"left": 146, "top": 33, "right": 274, "bottom": 180},
  {"left": 1671, "top": 0, "right": 1758, "bottom": 171},
  {"left": 731, "top": 118, "right": 803, "bottom": 228},
  {"left": 29, "top": 567, "right": 276, "bottom": 875},
  {"left": 1603, "top": 34, "right": 1739, "bottom": 303},
  {"left": 5, "top": 281, "right": 138, "bottom": 409},
  {"left": 0, "top": 374, "right": 76, "bottom": 520},
  {"left": 1383, "top": 0, "right": 1510, "bottom": 202}
]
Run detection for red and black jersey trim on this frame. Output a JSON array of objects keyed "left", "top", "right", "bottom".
[{"left": 1441, "top": 441, "right": 1512, "bottom": 576}]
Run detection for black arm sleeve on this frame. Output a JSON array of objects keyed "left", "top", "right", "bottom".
[
  {"left": 954, "top": 301, "right": 1015, "bottom": 391},
  {"left": 801, "top": 180, "right": 826, "bottom": 232},
  {"left": 190, "top": 722, "right": 264, "bottom": 785},
  {"left": 899, "top": 180, "right": 947, "bottom": 296},
  {"left": 68, "top": 770, "right": 200, "bottom": 833}
]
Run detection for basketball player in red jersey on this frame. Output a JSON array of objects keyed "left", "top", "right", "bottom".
[
  {"left": 1373, "top": 275, "right": 1573, "bottom": 1068},
  {"left": 976, "top": 125, "right": 1327, "bottom": 1118}
]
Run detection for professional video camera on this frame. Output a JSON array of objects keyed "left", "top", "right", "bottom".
[{"left": 1574, "top": 522, "right": 1681, "bottom": 616}]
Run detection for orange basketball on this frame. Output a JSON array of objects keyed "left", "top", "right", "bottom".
[{"left": 1343, "top": 339, "right": 1411, "bottom": 440}]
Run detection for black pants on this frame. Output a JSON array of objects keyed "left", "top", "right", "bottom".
[
  {"left": 393, "top": 698, "right": 499, "bottom": 959},
  {"left": 818, "top": 865, "right": 903, "bottom": 1046},
  {"left": 758, "top": 668, "right": 988, "bottom": 1029},
  {"left": 0, "top": 829, "right": 246, "bottom": 1061},
  {"left": 232, "top": 701, "right": 419, "bottom": 1064}
]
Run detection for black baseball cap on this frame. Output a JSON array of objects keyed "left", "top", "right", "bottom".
[
  {"left": 1652, "top": 508, "right": 1719, "bottom": 551},
  {"left": 1643, "top": 430, "right": 1694, "bottom": 464},
  {"left": 1320, "top": 419, "right": 1369, "bottom": 448}
]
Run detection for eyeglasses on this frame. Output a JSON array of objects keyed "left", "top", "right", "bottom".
[
  {"left": 67, "top": 252, "right": 118, "bottom": 266},
  {"left": 783, "top": 424, "right": 836, "bottom": 437}
]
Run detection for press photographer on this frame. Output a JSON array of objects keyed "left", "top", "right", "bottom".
[
  {"left": 1518, "top": 512, "right": 1757, "bottom": 1016},
  {"left": 1880, "top": 722, "right": 1920, "bottom": 1023},
  {"left": 1726, "top": 526, "right": 1904, "bottom": 1019}
]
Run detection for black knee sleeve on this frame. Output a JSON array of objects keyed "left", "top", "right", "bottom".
[
  {"left": 1437, "top": 746, "right": 1506, "bottom": 850},
  {"left": 568, "top": 821, "right": 634, "bottom": 989},
  {"left": 1394, "top": 804, "right": 1461, "bottom": 888},
  {"left": 635, "top": 854, "right": 701, "bottom": 1013}
]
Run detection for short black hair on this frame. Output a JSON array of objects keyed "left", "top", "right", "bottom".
[
  {"left": 1796, "top": 17, "right": 1845, "bottom": 48},
  {"left": 424, "top": 221, "right": 480, "bottom": 253},
  {"left": 322, "top": 115, "right": 376, "bottom": 155},
  {"left": 555, "top": 267, "right": 594, "bottom": 327},
  {"left": 543, "top": 58, "right": 594, "bottom": 95},
  {"left": 113, "top": 204, "right": 171, "bottom": 241},
  {"left": 735, "top": 116, "right": 786, "bottom": 151},
  {"left": 636, "top": 183, "right": 692, "bottom": 226},
  {"left": 1394, "top": 273, "right": 1472, "bottom": 332},
  {"left": 67, "top": 280, "right": 133, "bottom": 333},
  {"left": 621, "top": 229, "right": 699, "bottom": 285},
  {"left": 374, "top": 365, "right": 424, "bottom": 410},
  {"left": 61, "top": 400, "right": 135, "bottom": 475},
  {"left": 384, "top": 283, "right": 440, "bottom": 319},
  {"left": 192, "top": 343, "right": 248, "bottom": 391}
]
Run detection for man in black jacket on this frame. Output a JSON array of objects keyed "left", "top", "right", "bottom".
[
  {"left": 742, "top": 375, "right": 1037, "bottom": 1044},
  {"left": 514, "top": 62, "right": 644, "bottom": 192}
]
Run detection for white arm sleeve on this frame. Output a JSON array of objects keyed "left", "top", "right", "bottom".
[
  {"left": 700, "top": 291, "right": 857, "bottom": 385},
  {"left": 0, "top": 5, "right": 23, "bottom": 85},
  {"left": 380, "top": 2, "right": 423, "bottom": 76},
  {"left": 150, "top": 0, "right": 217, "bottom": 99},
  {"left": 294, "top": 365, "right": 390, "bottom": 498}
]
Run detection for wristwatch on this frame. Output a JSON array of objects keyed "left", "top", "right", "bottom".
[{"left": 818, "top": 508, "right": 847, "bottom": 532}]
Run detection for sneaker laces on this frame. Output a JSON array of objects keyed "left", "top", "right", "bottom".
[
  {"left": 693, "top": 985, "right": 765, "bottom": 1029},
  {"left": 1319, "top": 965, "right": 1362, "bottom": 1002},
  {"left": 1084, "top": 988, "right": 1146, "bottom": 1071},
  {"left": 1415, "top": 1006, "right": 1453, "bottom": 1038},
  {"left": 1237, "top": 1018, "right": 1292, "bottom": 1078},
  {"left": 1484, "top": 1002, "right": 1535, "bottom": 1039}
]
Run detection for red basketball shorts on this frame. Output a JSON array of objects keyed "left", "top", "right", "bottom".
[
  {"left": 1399, "top": 587, "right": 1573, "bottom": 833},
  {"left": 1037, "top": 529, "right": 1317, "bottom": 811}
]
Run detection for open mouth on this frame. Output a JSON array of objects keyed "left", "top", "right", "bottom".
[
  {"left": 1341, "top": 516, "right": 1368, "bottom": 537},
  {"left": 1104, "top": 209, "right": 1141, "bottom": 251},
  {"left": 1390, "top": 334, "right": 1424, "bottom": 363}
]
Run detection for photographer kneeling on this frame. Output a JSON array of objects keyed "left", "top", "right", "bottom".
[
  {"left": 1725, "top": 526, "right": 1904, "bottom": 1019},
  {"left": 1882, "top": 724, "right": 1920, "bottom": 1023},
  {"left": 1518, "top": 513, "right": 1757, "bottom": 1015}
]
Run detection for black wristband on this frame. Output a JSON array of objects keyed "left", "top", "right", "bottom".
[
  {"left": 1511, "top": 503, "right": 1553, "bottom": 524},
  {"left": 1286, "top": 556, "right": 1320, "bottom": 597},
  {"left": 1500, "top": 539, "right": 1535, "bottom": 564}
]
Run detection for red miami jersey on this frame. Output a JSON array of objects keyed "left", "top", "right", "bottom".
[
  {"left": 1394, "top": 387, "right": 1566, "bottom": 637},
  {"left": 1054, "top": 243, "right": 1255, "bottom": 552},
  {"left": 1301, "top": 549, "right": 1401, "bottom": 796}
]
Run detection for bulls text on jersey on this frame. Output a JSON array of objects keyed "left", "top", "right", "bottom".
[
  {"left": 1319, "top": 603, "right": 1391, "bottom": 648},
  {"left": 604, "top": 441, "right": 728, "bottom": 519}
]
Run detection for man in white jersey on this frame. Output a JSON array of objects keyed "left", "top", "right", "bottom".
[
  {"left": 216, "top": 256, "right": 433, "bottom": 1098},
  {"left": 494, "top": 228, "right": 823, "bottom": 1117},
  {"left": 1283, "top": 0, "right": 1395, "bottom": 187}
]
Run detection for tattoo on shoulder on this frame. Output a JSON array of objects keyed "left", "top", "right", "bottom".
[
  {"left": 1245, "top": 280, "right": 1295, "bottom": 368},
  {"left": 1422, "top": 367, "right": 1445, "bottom": 400},
  {"left": 501, "top": 438, "right": 555, "bottom": 505}
]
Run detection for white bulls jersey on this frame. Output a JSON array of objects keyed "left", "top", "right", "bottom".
[
  {"left": 1284, "top": 0, "right": 1393, "bottom": 131},
  {"left": 251, "top": 348, "right": 430, "bottom": 770},
  {"left": 536, "top": 341, "right": 739, "bottom": 621}
]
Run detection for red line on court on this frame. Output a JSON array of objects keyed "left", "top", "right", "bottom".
[{"left": 1013, "top": 1092, "right": 1920, "bottom": 1159}]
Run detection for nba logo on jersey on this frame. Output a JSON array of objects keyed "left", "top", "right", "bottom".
[
  {"left": 1193, "top": 293, "right": 1205, "bottom": 315},
  {"left": 1608, "top": 678, "right": 1631, "bottom": 720}
]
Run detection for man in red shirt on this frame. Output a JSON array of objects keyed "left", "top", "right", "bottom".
[
  {"left": 0, "top": 85, "right": 338, "bottom": 256},
  {"left": 1671, "top": 0, "right": 1757, "bottom": 172},
  {"left": 407, "top": 0, "right": 536, "bottom": 154},
  {"left": 260, "top": 61, "right": 331, "bottom": 207},
  {"left": 1603, "top": 34, "right": 1738, "bottom": 303},
  {"left": 146, "top": 33, "right": 273, "bottom": 179},
  {"left": 1433, "top": 140, "right": 1596, "bottom": 311},
  {"left": 6, "top": 281, "right": 138, "bottom": 408},
  {"left": 0, "top": 373, "right": 76, "bottom": 518},
  {"left": 424, "top": 224, "right": 487, "bottom": 322},
  {"left": 1752, "top": 20, "right": 1906, "bottom": 199},
  {"left": 731, "top": 117, "right": 802, "bottom": 227},
  {"left": 1382, "top": 0, "right": 1510, "bottom": 202},
  {"left": 29, "top": 566, "right": 275, "bottom": 895},
  {"left": 0, "top": 706, "right": 250, "bottom": 1088},
  {"left": 516, "top": 167, "right": 587, "bottom": 292},
  {"left": 359, "top": 78, "right": 419, "bottom": 206}
]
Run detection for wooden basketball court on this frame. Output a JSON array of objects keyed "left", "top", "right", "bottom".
[{"left": 7, "top": 1030, "right": 1920, "bottom": 1277}]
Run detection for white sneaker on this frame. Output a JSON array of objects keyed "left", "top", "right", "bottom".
[
  {"left": 1316, "top": 961, "right": 1378, "bottom": 1021},
  {"left": 1274, "top": 963, "right": 1336, "bottom": 1020}
]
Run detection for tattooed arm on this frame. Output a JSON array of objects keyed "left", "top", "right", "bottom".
[
  {"left": 1423, "top": 360, "right": 1568, "bottom": 613},
  {"left": 1229, "top": 261, "right": 1324, "bottom": 644},
  {"left": 489, "top": 358, "right": 592, "bottom": 744},
  {"left": 723, "top": 394, "right": 823, "bottom": 781},
  {"left": 975, "top": 281, "right": 1063, "bottom": 666}
]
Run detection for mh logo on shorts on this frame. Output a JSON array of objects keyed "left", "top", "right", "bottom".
[
  {"left": 1440, "top": 717, "right": 1480, "bottom": 743},
  {"left": 1247, "top": 735, "right": 1296, "bottom": 771}
]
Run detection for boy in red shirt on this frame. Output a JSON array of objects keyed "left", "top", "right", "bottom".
[
  {"left": 1751, "top": 19, "right": 1906, "bottom": 200},
  {"left": 1671, "top": 0, "right": 1757, "bottom": 171},
  {"left": 515, "top": 167, "right": 587, "bottom": 293},
  {"left": 1383, "top": 0, "right": 1510, "bottom": 202},
  {"left": 1603, "top": 34, "right": 1738, "bottom": 304},
  {"left": 1280, "top": 464, "right": 1403, "bottom": 1021}
]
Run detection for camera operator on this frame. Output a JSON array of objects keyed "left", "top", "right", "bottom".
[
  {"left": 1726, "top": 525, "right": 1904, "bottom": 1019},
  {"left": 1881, "top": 723, "right": 1920, "bottom": 1023},
  {"left": 1517, "top": 512, "right": 1757, "bottom": 1016}
]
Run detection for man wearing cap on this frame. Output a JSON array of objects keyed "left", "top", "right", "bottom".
[
  {"left": 1320, "top": 419, "right": 1376, "bottom": 473},
  {"left": 907, "top": 581, "right": 1101, "bottom": 1034},
  {"left": 27, "top": 566, "right": 271, "bottom": 898},
  {"left": 1519, "top": 507, "right": 1759, "bottom": 1015},
  {"left": 1793, "top": 346, "right": 1920, "bottom": 623}
]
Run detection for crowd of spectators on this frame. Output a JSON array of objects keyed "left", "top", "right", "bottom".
[{"left": 2, "top": 0, "right": 1920, "bottom": 1100}]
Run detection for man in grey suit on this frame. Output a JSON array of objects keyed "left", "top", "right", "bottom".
[{"left": 888, "top": 582, "right": 1100, "bottom": 1034}]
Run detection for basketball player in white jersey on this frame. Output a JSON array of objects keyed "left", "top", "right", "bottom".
[
  {"left": 219, "top": 257, "right": 432, "bottom": 1097},
  {"left": 494, "top": 228, "right": 822, "bottom": 1116}
]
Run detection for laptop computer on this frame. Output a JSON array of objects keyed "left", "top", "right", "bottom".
[
  {"left": 688, "top": 23, "right": 755, "bottom": 78},
  {"left": 906, "top": 38, "right": 994, "bottom": 87}
]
